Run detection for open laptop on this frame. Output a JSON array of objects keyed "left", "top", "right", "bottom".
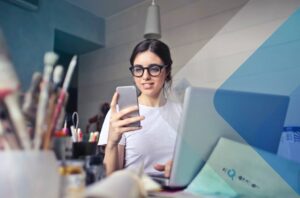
[{"left": 151, "top": 86, "right": 290, "bottom": 190}]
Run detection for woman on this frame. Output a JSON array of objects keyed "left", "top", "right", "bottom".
[{"left": 98, "top": 39, "right": 182, "bottom": 176}]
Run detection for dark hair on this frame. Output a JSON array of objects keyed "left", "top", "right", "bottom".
[
  {"left": 130, "top": 39, "right": 173, "bottom": 84},
  {"left": 100, "top": 102, "right": 110, "bottom": 116}
]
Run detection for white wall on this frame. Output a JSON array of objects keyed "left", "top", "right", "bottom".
[
  {"left": 78, "top": 0, "right": 248, "bottom": 129},
  {"left": 174, "top": 0, "right": 300, "bottom": 88},
  {"left": 173, "top": 0, "right": 300, "bottom": 126}
]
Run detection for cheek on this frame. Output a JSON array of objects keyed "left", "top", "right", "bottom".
[
  {"left": 133, "top": 77, "right": 139, "bottom": 84},
  {"left": 133, "top": 77, "right": 142, "bottom": 88},
  {"left": 157, "top": 73, "right": 167, "bottom": 86}
]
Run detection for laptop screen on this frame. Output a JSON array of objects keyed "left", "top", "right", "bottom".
[{"left": 169, "top": 87, "right": 289, "bottom": 187}]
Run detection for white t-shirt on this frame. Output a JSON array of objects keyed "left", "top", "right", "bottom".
[{"left": 98, "top": 100, "right": 182, "bottom": 175}]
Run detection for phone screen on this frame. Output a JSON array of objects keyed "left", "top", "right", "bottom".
[{"left": 116, "top": 86, "right": 140, "bottom": 127}]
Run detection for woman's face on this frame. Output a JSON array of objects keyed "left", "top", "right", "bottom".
[{"left": 132, "top": 51, "right": 167, "bottom": 98}]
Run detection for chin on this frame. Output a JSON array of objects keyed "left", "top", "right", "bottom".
[{"left": 141, "top": 89, "right": 161, "bottom": 97}]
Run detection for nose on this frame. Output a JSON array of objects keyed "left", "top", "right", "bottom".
[{"left": 142, "top": 68, "right": 151, "bottom": 80}]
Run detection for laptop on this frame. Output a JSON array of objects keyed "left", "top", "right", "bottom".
[{"left": 151, "top": 86, "right": 289, "bottom": 190}]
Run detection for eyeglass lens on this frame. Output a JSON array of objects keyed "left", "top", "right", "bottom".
[{"left": 131, "top": 64, "right": 164, "bottom": 77}]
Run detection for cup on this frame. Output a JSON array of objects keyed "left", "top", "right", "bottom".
[{"left": 0, "top": 151, "right": 60, "bottom": 198}]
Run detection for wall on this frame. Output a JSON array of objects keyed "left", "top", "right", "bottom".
[
  {"left": 78, "top": 0, "right": 249, "bottom": 129},
  {"left": 0, "top": 0, "right": 105, "bottom": 90},
  {"left": 0, "top": 0, "right": 53, "bottom": 90},
  {"left": 173, "top": 0, "right": 300, "bottom": 126}
]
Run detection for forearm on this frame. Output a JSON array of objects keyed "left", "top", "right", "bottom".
[{"left": 103, "top": 143, "right": 120, "bottom": 176}]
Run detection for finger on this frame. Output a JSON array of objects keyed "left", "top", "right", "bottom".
[
  {"left": 164, "top": 160, "right": 173, "bottom": 178},
  {"left": 114, "top": 106, "right": 140, "bottom": 120},
  {"left": 164, "top": 164, "right": 171, "bottom": 178},
  {"left": 167, "top": 160, "right": 173, "bottom": 167},
  {"left": 118, "top": 126, "right": 142, "bottom": 134},
  {"left": 153, "top": 163, "right": 165, "bottom": 171},
  {"left": 110, "top": 92, "right": 118, "bottom": 113},
  {"left": 114, "top": 116, "right": 144, "bottom": 128}
]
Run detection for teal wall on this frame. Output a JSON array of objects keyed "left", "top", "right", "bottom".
[{"left": 0, "top": 0, "right": 105, "bottom": 90}]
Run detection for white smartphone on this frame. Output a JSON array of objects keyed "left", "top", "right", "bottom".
[{"left": 116, "top": 85, "right": 141, "bottom": 127}]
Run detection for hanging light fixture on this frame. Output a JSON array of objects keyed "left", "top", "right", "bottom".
[{"left": 144, "top": 0, "right": 161, "bottom": 39}]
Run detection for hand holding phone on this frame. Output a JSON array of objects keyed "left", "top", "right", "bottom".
[{"left": 116, "top": 86, "right": 141, "bottom": 127}]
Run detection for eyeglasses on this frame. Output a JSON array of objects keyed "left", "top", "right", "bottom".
[{"left": 129, "top": 64, "right": 167, "bottom": 77}]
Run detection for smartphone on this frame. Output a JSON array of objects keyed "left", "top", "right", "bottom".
[{"left": 116, "top": 86, "right": 140, "bottom": 127}]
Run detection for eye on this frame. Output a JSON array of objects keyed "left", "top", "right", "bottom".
[
  {"left": 133, "top": 66, "right": 143, "bottom": 73},
  {"left": 149, "top": 65, "right": 161, "bottom": 73}
]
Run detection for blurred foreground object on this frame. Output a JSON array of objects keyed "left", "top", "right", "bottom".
[
  {"left": 59, "top": 160, "right": 85, "bottom": 198},
  {"left": 0, "top": 30, "right": 31, "bottom": 149},
  {"left": 0, "top": 151, "right": 60, "bottom": 198},
  {"left": 85, "top": 169, "right": 160, "bottom": 198}
]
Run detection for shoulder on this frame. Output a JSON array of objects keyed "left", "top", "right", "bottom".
[
  {"left": 98, "top": 110, "right": 111, "bottom": 145},
  {"left": 166, "top": 99, "right": 182, "bottom": 113}
]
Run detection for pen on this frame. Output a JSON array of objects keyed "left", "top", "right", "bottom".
[
  {"left": 88, "top": 132, "right": 94, "bottom": 142},
  {"left": 70, "top": 125, "right": 77, "bottom": 142},
  {"left": 77, "top": 128, "right": 82, "bottom": 142},
  {"left": 93, "top": 131, "right": 99, "bottom": 142}
]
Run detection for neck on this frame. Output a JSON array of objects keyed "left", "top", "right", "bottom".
[{"left": 138, "top": 92, "right": 166, "bottom": 107}]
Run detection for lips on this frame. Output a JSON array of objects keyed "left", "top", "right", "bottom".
[{"left": 142, "top": 82, "right": 154, "bottom": 89}]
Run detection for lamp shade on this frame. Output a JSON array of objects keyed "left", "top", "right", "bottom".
[{"left": 144, "top": 1, "right": 161, "bottom": 39}]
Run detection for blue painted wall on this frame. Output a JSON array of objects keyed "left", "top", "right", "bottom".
[
  {"left": 214, "top": 8, "right": 300, "bottom": 194},
  {"left": 0, "top": 0, "right": 105, "bottom": 90}
]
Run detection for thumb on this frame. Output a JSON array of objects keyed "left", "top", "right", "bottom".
[
  {"left": 153, "top": 163, "right": 165, "bottom": 171},
  {"left": 110, "top": 92, "right": 118, "bottom": 113}
]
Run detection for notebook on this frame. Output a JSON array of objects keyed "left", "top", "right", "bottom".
[{"left": 186, "top": 137, "right": 300, "bottom": 197}]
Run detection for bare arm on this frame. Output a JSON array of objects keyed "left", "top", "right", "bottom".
[
  {"left": 103, "top": 144, "right": 125, "bottom": 176},
  {"left": 103, "top": 92, "right": 144, "bottom": 176}
]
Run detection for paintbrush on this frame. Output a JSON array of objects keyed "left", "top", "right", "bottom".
[
  {"left": 0, "top": 31, "right": 31, "bottom": 149},
  {"left": 43, "top": 55, "right": 77, "bottom": 150},
  {"left": 33, "top": 52, "right": 58, "bottom": 150},
  {"left": 44, "top": 65, "right": 64, "bottom": 137},
  {"left": 22, "top": 72, "right": 42, "bottom": 122}
]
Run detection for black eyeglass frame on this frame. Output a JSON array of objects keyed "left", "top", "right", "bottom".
[{"left": 129, "top": 64, "right": 168, "bottom": 77}]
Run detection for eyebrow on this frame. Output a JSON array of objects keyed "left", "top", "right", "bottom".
[{"left": 133, "top": 64, "right": 164, "bottom": 67}]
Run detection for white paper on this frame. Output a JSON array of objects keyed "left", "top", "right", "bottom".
[{"left": 186, "top": 138, "right": 300, "bottom": 198}]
